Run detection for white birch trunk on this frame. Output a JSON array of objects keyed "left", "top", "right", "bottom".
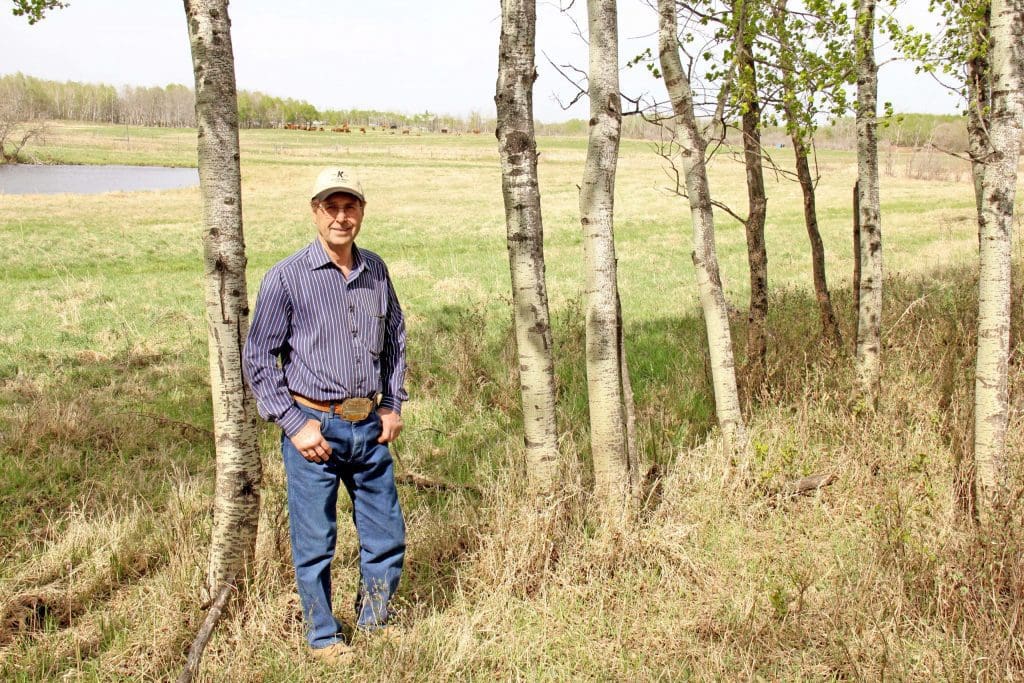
[
  {"left": 184, "top": 0, "right": 262, "bottom": 601},
  {"left": 657, "top": 0, "right": 747, "bottom": 462},
  {"left": 496, "top": 0, "right": 559, "bottom": 488},
  {"left": 854, "top": 0, "right": 883, "bottom": 409},
  {"left": 580, "top": 0, "right": 635, "bottom": 504},
  {"left": 974, "top": 0, "right": 1023, "bottom": 512}
]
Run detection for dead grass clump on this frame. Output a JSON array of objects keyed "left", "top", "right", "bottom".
[{"left": 0, "top": 478, "right": 210, "bottom": 679}]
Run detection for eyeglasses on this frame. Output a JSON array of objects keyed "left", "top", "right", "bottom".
[{"left": 317, "top": 201, "right": 362, "bottom": 217}]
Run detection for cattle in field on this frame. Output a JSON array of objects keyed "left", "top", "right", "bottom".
[
  {"left": 401, "top": 128, "right": 410, "bottom": 135},
  {"left": 359, "top": 127, "right": 366, "bottom": 134}
]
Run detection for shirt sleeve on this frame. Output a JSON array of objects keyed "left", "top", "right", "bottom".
[
  {"left": 378, "top": 264, "right": 408, "bottom": 414},
  {"left": 243, "top": 268, "right": 308, "bottom": 437}
]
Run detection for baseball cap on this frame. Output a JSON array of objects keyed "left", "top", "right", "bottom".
[{"left": 311, "top": 166, "right": 366, "bottom": 203}]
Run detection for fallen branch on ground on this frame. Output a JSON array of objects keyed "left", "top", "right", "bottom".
[
  {"left": 784, "top": 473, "right": 837, "bottom": 497},
  {"left": 395, "top": 471, "right": 481, "bottom": 495},
  {"left": 177, "top": 581, "right": 234, "bottom": 683}
]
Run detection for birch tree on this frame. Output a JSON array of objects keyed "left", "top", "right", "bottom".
[
  {"left": 889, "top": 0, "right": 1019, "bottom": 520},
  {"left": 732, "top": 0, "right": 769, "bottom": 394},
  {"left": 184, "top": 0, "right": 262, "bottom": 600},
  {"left": 973, "top": 0, "right": 1022, "bottom": 514},
  {"left": 769, "top": 0, "right": 846, "bottom": 348},
  {"left": 853, "top": 0, "right": 883, "bottom": 409},
  {"left": 496, "top": 0, "right": 560, "bottom": 488},
  {"left": 580, "top": 0, "right": 636, "bottom": 504},
  {"left": 657, "top": 0, "right": 748, "bottom": 463}
]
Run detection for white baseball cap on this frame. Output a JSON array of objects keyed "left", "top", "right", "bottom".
[{"left": 311, "top": 166, "right": 366, "bottom": 203}]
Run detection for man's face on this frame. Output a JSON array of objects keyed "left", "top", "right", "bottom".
[{"left": 312, "top": 192, "right": 364, "bottom": 254}]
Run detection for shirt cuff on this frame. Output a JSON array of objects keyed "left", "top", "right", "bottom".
[
  {"left": 378, "top": 396, "right": 403, "bottom": 414},
  {"left": 278, "top": 405, "right": 309, "bottom": 437}
]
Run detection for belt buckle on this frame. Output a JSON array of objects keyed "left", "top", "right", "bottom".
[{"left": 338, "top": 397, "right": 373, "bottom": 421}]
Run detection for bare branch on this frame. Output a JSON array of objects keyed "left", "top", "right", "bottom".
[
  {"left": 710, "top": 198, "right": 746, "bottom": 226},
  {"left": 542, "top": 51, "right": 589, "bottom": 110}
]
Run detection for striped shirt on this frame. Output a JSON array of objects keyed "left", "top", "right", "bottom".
[{"left": 243, "top": 239, "right": 408, "bottom": 437}]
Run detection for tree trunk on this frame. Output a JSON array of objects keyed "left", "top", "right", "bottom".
[
  {"left": 966, "top": 3, "right": 992, "bottom": 234},
  {"left": 772, "top": 0, "right": 843, "bottom": 348},
  {"left": 735, "top": 3, "right": 769, "bottom": 396},
  {"left": 183, "top": 0, "right": 262, "bottom": 601},
  {"left": 973, "top": 0, "right": 1022, "bottom": 515},
  {"left": 854, "top": 0, "right": 883, "bottom": 409},
  {"left": 580, "top": 0, "right": 635, "bottom": 504},
  {"left": 852, "top": 181, "right": 861, "bottom": 316},
  {"left": 657, "top": 0, "right": 747, "bottom": 463},
  {"left": 496, "top": 0, "right": 560, "bottom": 488},
  {"left": 793, "top": 139, "right": 843, "bottom": 348}
]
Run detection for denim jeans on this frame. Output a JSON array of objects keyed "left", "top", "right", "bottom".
[{"left": 282, "top": 404, "right": 406, "bottom": 648}]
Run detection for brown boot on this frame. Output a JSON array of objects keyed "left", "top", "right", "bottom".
[{"left": 310, "top": 642, "right": 355, "bottom": 665}]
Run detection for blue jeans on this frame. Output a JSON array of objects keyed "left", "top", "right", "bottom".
[{"left": 282, "top": 404, "right": 406, "bottom": 648}]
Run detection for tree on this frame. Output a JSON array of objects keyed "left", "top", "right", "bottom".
[
  {"left": 886, "top": 0, "right": 1020, "bottom": 522},
  {"left": 496, "top": 0, "right": 560, "bottom": 488},
  {"left": 732, "top": 0, "right": 770, "bottom": 395},
  {"left": 0, "top": 76, "right": 47, "bottom": 163},
  {"left": 657, "top": 0, "right": 748, "bottom": 464},
  {"left": 972, "top": 0, "right": 1022, "bottom": 516},
  {"left": 853, "top": 0, "right": 883, "bottom": 409},
  {"left": 769, "top": 0, "right": 847, "bottom": 348},
  {"left": 580, "top": 0, "right": 637, "bottom": 504},
  {"left": 183, "top": 0, "right": 262, "bottom": 601}
]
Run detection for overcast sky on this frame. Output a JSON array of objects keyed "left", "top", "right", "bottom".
[{"left": 1, "top": 0, "right": 960, "bottom": 122}]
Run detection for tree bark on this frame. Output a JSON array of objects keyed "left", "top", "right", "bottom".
[
  {"left": 735, "top": 0, "right": 769, "bottom": 396},
  {"left": 658, "top": 0, "right": 748, "bottom": 463},
  {"left": 580, "top": 0, "right": 636, "bottom": 504},
  {"left": 973, "top": 0, "right": 1022, "bottom": 514},
  {"left": 773, "top": 0, "right": 843, "bottom": 348},
  {"left": 794, "top": 139, "right": 843, "bottom": 348},
  {"left": 966, "top": 3, "right": 992, "bottom": 233},
  {"left": 183, "top": 0, "right": 262, "bottom": 601},
  {"left": 853, "top": 181, "right": 861, "bottom": 315},
  {"left": 496, "top": 0, "right": 560, "bottom": 488},
  {"left": 854, "top": 0, "right": 883, "bottom": 409}
]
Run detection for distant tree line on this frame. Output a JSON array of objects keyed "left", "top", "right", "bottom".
[
  {"left": 0, "top": 71, "right": 973, "bottom": 145},
  {"left": 0, "top": 72, "right": 498, "bottom": 132}
]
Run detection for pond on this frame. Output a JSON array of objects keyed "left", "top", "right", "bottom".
[{"left": 0, "top": 164, "right": 199, "bottom": 195}]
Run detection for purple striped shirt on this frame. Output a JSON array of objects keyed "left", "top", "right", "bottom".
[{"left": 243, "top": 239, "right": 408, "bottom": 437}]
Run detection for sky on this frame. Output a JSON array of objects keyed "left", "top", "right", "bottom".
[{"left": 1, "top": 0, "right": 961, "bottom": 123}]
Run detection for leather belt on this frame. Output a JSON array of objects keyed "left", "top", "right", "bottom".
[{"left": 293, "top": 394, "right": 377, "bottom": 421}]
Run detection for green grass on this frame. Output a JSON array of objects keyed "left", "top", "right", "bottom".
[{"left": 0, "top": 122, "right": 1021, "bottom": 680}]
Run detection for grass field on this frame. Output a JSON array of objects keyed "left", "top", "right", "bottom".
[{"left": 0, "top": 122, "right": 1022, "bottom": 680}]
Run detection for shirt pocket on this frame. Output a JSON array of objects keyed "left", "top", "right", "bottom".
[{"left": 352, "top": 289, "right": 386, "bottom": 356}]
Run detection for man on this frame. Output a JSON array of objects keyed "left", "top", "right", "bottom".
[{"left": 243, "top": 166, "right": 408, "bottom": 664}]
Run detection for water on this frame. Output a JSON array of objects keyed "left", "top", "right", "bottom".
[{"left": 0, "top": 164, "right": 199, "bottom": 195}]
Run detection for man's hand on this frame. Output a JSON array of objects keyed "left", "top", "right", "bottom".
[
  {"left": 377, "top": 407, "right": 403, "bottom": 444},
  {"left": 290, "top": 419, "right": 332, "bottom": 463}
]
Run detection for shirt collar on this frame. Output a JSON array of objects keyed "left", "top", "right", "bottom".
[{"left": 305, "top": 239, "right": 365, "bottom": 279}]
